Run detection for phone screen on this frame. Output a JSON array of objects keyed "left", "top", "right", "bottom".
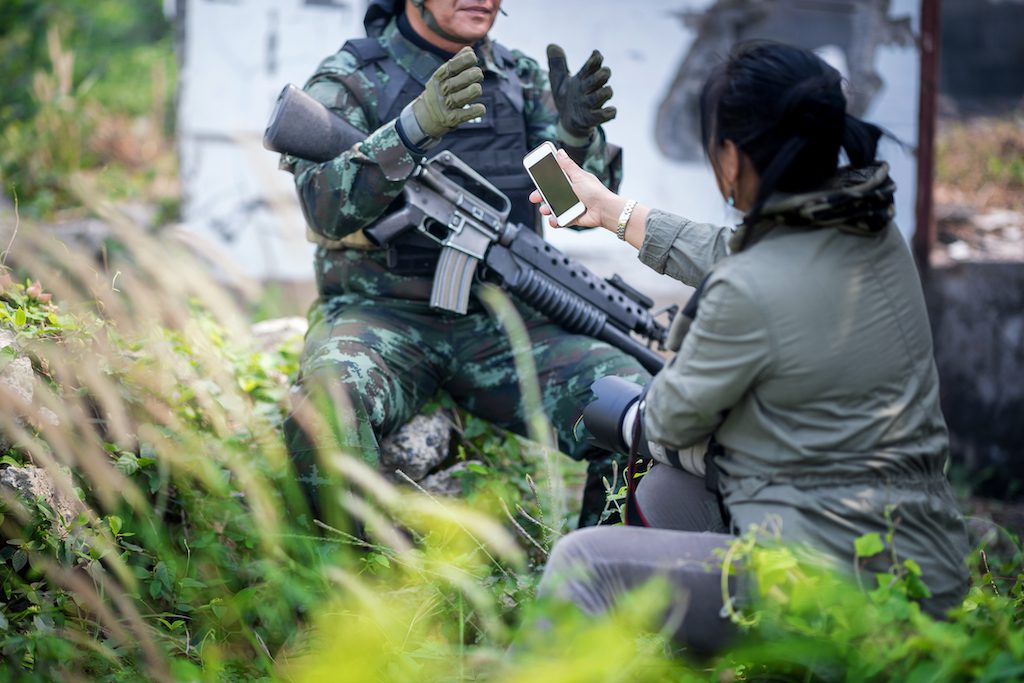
[{"left": 528, "top": 153, "right": 579, "bottom": 216}]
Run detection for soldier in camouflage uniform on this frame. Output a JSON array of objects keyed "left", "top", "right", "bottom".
[{"left": 282, "top": 0, "right": 649, "bottom": 526}]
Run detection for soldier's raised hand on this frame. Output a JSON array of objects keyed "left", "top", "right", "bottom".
[
  {"left": 399, "top": 46, "right": 485, "bottom": 151},
  {"left": 547, "top": 44, "right": 616, "bottom": 141}
]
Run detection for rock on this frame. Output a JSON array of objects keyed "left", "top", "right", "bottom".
[
  {"left": 255, "top": 317, "right": 458, "bottom": 485},
  {"left": 417, "top": 460, "right": 481, "bottom": 497},
  {"left": 1, "top": 329, "right": 34, "bottom": 452},
  {"left": 48, "top": 217, "right": 116, "bottom": 257},
  {"left": 974, "top": 210, "right": 1024, "bottom": 233},
  {"left": 935, "top": 203, "right": 976, "bottom": 226},
  {"left": 0, "top": 465, "right": 81, "bottom": 537},
  {"left": 0, "top": 328, "right": 60, "bottom": 449},
  {"left": 250, "top": 316, "right": 308, "bottom": 353},
  {"left": 0, "top": 351, "right": 34, "bottom": 405},
  {"left": 379, "top": 410, "right": 454, "bottom": 482},
  {"left": 947, "top": 240, "right": 972, "bottom": 262}
]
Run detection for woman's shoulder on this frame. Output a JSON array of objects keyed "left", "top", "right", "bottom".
[{"left": 708, "top": 224, "right": 879, "bottom": 301}]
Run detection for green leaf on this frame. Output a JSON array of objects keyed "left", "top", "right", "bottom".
[
  {"left": 12, "top": 549, "right": 26, "bottom": 572},
  {"left": 114, "top": 452, "right": 139, "bottom": 476},
  {"left": 904, "top": 573, "right": 932, "bottom": 600},
  {"left": 463, "top": 418, "right": 489, "bottom": 440},
  {"left": 854, "top": 532, "right": 885, "bottom": 558},
  {"left": 108, "top": 515, "right": 122, "bottom": 536},
  {"left": 371, "top": 553, "right": 390, "bottom": 569},
  {"left": 466, "top": 462, "right": 489, "bottom": 475},
  {"left": 154, "top": 561, "right": 173, "bottom": 589},
  {"left": 13, "top": 307, "right": 25, "bottom": 327}
]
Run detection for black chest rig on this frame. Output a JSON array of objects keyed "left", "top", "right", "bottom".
[{"left": 342, "top": 36, "right": 538, "bottom": 234}]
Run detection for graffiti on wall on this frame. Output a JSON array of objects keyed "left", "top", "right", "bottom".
[{"left": 654, "top": 0, "right": 915, "bottom": 161}]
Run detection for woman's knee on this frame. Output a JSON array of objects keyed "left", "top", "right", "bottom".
[
  {"left": 635, "top": 465, "right": 728, "bottom": 532},
  {"left": 543, "top": 527, "right": 613, "bottom": 578}
]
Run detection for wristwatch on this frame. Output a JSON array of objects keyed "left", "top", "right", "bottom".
[{"left": 616, "top": 199, "right": 637, "bottom": 241}]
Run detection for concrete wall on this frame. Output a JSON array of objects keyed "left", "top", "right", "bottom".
[
  {"left": 175, "top": 0, "right": 363, "bottom": 282},
  {"left": 926, "top": 261, "right": 1024, "bottom": 495},
  {"left": 175, "top": 0, "right": 923, "bottom": 297},
  {"left": 940, "top": 0, "right": 1024, "bottom": 113}
]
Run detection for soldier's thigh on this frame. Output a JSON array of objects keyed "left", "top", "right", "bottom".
[
  {"left": 528, "top": 320, "right": 650, "bottom": 454},
  {"left": 301, "top": 297, "right": 450, "bottom": 436},
  {"left": 449, "top": 311, "right": 650, "bottom": 456}
]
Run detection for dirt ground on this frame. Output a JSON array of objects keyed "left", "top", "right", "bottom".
[{"left": 933, "top": 116, "right": 1024, "bottom": 262}]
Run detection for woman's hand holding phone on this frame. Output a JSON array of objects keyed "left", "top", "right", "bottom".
[{"left": 529, "top": 148, "right": 627, "bottom": 231}]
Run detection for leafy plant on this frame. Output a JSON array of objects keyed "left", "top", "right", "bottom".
[{"left": 0, "top": 1, "right": 176, "bottom": 217}]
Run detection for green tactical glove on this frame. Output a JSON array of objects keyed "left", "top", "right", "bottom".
[
  {"left": 547, "top": 44, "right": 616, "bottom": 142},
  {"left": 398, "top": 46, "right": 486, "bottom": 153}
]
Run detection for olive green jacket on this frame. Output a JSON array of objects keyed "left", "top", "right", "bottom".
[{"left": 637, "top": 166, "right": 969, "bottom": 612}]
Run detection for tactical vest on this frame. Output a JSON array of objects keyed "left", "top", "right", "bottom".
[{"left": 340, "top": 36, "right": 538, "bottom": 237}]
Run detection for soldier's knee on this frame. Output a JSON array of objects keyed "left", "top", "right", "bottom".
[{"left": 299, "top": 357, "right": 391, "bottom": 430}]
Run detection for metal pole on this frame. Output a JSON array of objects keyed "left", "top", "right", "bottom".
[{"left": 914, "top": 0, "right": 941, "bottom": 270}]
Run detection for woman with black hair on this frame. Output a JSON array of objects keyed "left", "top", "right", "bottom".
[{"left": 532, "top": 41, "right": 969, "bottom": 655}]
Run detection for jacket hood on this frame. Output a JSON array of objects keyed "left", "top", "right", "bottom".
[{"left": 731, "top": 162, "right": 896, "bottom": 252}]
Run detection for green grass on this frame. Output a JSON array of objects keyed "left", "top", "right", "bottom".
[{"left": 0, "top": 204, "right": 1022, "bottom": 682}]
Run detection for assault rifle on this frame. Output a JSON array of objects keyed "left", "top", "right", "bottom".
[{"left": 263, "top": 84, "right": 675, "bottom": 373}]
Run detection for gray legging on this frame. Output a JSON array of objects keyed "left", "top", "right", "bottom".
[{"left": 537, "top": 465, "right": 738, "bottom": 656}]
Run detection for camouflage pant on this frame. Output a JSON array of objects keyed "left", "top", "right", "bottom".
[{"left": 287, "top": 279, "right": 651, "bottom": 527}]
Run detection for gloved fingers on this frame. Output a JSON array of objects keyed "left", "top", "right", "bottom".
[
  {"left": 453, "top": 102, "right": 487, "bottom": 125},
  {"left": 447, "top": 81, "right": 484, "bottom": 108},
  {"left": 546, "top": 43, "right": 569, "bottom": 92},
  {"left": 442, "top": 46, "right": 480, "bottom": 77},
  {"left": 442, "top": 65, "right": 484, "bottom": 95},
  {"left": 583, "top": 66, "right": 612, "bottom": 92},
  {"left": 592, "top": 105, "right": 617, "bottom": 125},
  {"left": 574, "top": 49, "right": 603, "bottom": 80},
  {"left": 585, "top": 85, "right": 613, "bottom": 109}
]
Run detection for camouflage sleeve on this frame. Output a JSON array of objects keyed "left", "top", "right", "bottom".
[
  {"left": 514, "top": 50, "right": 616, "bottom": 187},
  {"left": 283, "top": 52, "right": 421, "bottom": 241}
]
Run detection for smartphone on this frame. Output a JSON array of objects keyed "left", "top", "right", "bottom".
[{"left": 523, "top": 141, "right": 585, "bottom": 227}]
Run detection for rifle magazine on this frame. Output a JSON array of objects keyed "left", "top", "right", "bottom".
[{"left": 430, "top": 248, "right": 478, "bottom": 314}]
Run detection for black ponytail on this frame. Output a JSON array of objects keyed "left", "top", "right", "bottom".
[
  {"left": 699, "top": 41, "right": 884, "bottom": 236},
  {"left": 842, "top": 113, "right": 884, "bottom": 168}
]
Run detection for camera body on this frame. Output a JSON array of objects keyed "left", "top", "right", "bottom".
[{"left": 582, "top": 376, "right": 707, "bottom": 477}]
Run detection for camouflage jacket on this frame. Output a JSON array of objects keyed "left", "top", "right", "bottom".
[{"left": 283, "top": 17, "right": 617, "bottom": 249}]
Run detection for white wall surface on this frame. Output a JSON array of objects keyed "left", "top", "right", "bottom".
[
  {"left": 176, "top": 0, "right": 922, "bottom": 303},
  {"left": 177, "top": 0, "right": 363, "bottom": 281}
]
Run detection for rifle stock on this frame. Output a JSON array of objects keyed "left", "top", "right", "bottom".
[
  {"left": 263, "top": 84, "right": 364, "bottom": 162},
  {"left": 263, "top": 84, "right": 672, "bottom": 373}
]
